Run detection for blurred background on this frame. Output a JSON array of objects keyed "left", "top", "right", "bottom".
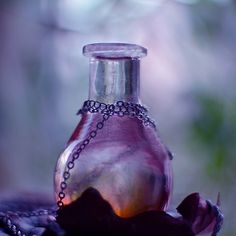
[{"left": 0, "top": 0, "right": 235, "bottom": 235}]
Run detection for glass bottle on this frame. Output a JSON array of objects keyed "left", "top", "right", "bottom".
[{"left": 54, "top": 43, "right": 173, "bottom": 218}]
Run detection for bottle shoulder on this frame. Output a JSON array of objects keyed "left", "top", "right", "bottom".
[
  {"left": 68, "top": 113, "right": 157, "bottom": 142},
  {"left": 65, "top": 113, "right": 170, "bottom": 161}
]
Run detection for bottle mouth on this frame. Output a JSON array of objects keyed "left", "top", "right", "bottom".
[{"left": 83, "top": 43, "right": 147, "bottom": 59}]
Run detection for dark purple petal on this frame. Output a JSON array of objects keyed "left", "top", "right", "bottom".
[
  {"left": 57, "top": 187, "right": 195, "bottom": 236},
  {"left": 177, "top": 193, "right": 223, "bottom": 235}
]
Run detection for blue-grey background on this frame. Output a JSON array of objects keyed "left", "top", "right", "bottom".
[{"left": 0, "top": 1, "right": 235, "bottom": 235}]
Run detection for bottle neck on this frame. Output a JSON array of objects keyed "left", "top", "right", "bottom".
[{"left": 88, "top": 58, "right": 140, "bottom": 104}]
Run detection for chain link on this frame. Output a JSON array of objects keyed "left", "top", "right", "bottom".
[{"left": 57, "top": 100, "right": 156, "bottom": 209}]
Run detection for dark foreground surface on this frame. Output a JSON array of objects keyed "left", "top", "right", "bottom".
[{"left": 0, "top": 188, "right": 222, "bottom": 236}]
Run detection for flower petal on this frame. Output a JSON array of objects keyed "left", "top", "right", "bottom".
[{"left": 177, "top": 193, "right": 223, "bottom": 235}]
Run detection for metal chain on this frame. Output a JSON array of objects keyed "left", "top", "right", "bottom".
[
  {"left": 57, "top": 100, "right": 156, "bottom": 209},
  {"left": 77, "top": 100, "right": 156, "bottom": 128},
  {"left": 0, "top": 100, "right": 223, "bottom": 236},
  {"left": 0, "top": 100, "right": 155, "bottom": 236},
  {"left": 0, "top": 208, "right": 56, "bottom": 236}
]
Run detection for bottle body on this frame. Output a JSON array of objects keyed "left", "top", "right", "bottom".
[{"left": 55, "top": 111, "right": 172, "bottom": 217}]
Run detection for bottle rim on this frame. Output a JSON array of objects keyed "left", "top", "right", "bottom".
[{"left": 83, "top": 43, "right": 147, "bottom": 59}]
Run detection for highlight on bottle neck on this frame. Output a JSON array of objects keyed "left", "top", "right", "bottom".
[{"left": 83, "top": 43, "right": 147, "bottom": 104}]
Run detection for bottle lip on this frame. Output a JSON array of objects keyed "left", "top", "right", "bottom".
[{"left": 83, "top": 43, "right": 147, "bottom": 59}]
